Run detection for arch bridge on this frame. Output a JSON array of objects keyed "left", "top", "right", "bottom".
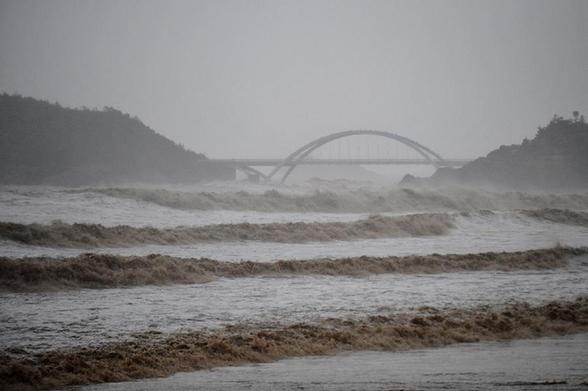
[{"left": 210, "top": 130, "right": 470, "bottom": 183}]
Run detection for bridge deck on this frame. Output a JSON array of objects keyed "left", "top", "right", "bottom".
[{"left": 209, "top": 158, "right": 471, "bottom": 167}]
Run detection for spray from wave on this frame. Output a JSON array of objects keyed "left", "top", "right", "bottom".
[
  {"left": 1, "top": 298, "right": 586, "bottom": 390},
  {"left": 83, "top": 187, "right": 588, "bottom": 212},
  {"left": 0, "top": 213, "right": 453, "bottom": 248},
  {"left": 1, "top": 247, "right": 584, "bottom": 291}
]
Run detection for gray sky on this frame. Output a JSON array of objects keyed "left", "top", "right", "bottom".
[{"left": 1, "top": 0, "right": 587, "bottom": 160}]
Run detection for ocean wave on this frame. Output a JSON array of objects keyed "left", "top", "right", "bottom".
[
  {"left": 0, "top": 213, "right": 454, "bottom": 248},
  {"left": 84, "top": 187, "right": 588, "bottom": 212},
  {"left": 1, "top": 247, "right": 584, "bottom": 291},
  {"left": 520, "top": 208, "right": 588, "bottom": 227},
  {"left": 1, "top": 298, "right": 586, "bottom": 389}
]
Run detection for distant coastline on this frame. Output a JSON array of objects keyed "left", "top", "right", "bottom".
[
  {"left": 402, "top": 113, "right": 588, "bottom": 191},
  {"left": 0, "top": 94, "right": 234, "bottom": 185}
]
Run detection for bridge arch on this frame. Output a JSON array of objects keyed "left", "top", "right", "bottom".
[{"left": 267, "top": 130, "right": 446, "bottom": 183}]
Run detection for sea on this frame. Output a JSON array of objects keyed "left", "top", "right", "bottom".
[{"left": 1, "top": 180, "right": 587, "bottom": 390}]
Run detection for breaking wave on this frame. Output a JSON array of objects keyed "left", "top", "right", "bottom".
[
  {"left": 85, "top": 187, "right": 588, "bottom": 213},
  {"left": 1, "top": 247, "right": 585, "bottom": 291},
  {"left": 520, "top": 208, "right": 588, "bottom": 227},
  {"left": 2, "top": 298, "right": 587, "bottom": 390},
  {"left": 0, "top": 213, "right": 453, "bottom": 248}
]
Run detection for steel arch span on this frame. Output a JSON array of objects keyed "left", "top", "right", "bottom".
[{"left": 267, "top": 130, "right": 446, "bottom": 183}]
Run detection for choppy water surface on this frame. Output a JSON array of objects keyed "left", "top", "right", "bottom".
[
  {"left": 1, "top": 211, "right": 586, "bottom": 260},
  {"left": 2, "top": 257, "right": 587, "bottom": 352},
  {"left": 1, "top": 184, "right": 588, "bottom": 389},
  {"left": 1, "top": 185, "right": 587, "bottom": 260},
  {"left": 0, "top": 185, "right": 376, "bottom": 228},
  {"left": 81, "top": 333, "right": 588, "bottom": 391}
]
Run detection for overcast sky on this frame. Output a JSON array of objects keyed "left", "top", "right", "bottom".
[{"left": 1, "top": 0, "right": 587, "bottom": 160}]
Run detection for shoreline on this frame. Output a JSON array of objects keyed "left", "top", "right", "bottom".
[{"left": 2, "top": 298, "right": 587, "bottom": 390}]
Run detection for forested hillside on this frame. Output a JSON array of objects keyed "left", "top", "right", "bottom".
[
  {"left": 427, "top": 113, "right": 588, "bottom": 190},
  {"left": 0, "top": 94, "right": 233, "bottom": 185}
]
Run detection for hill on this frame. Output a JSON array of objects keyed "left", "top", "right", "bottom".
[
  {"left": 404, "top": 113, "right": 588, "bottom": 191},
  {"left": 0, "top": 94, "right": 233, "bottom": 185}
]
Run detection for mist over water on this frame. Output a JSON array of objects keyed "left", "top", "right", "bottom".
[
  {"left": 2, "top": 0, "right": 588, "bottom": 389},
  {"left": 2, "top": 181, "right": 588, "bottom": 389},
  {"left": 1, "top": 184, "right": 588, "bottom": 362}
]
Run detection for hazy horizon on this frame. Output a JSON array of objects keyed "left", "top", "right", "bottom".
[
  {"left": 2, "top": 3, "right": 588, "bottom": 388},
  {"left": 1, "top": 0, "right": 587, "bottom": 161}
]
